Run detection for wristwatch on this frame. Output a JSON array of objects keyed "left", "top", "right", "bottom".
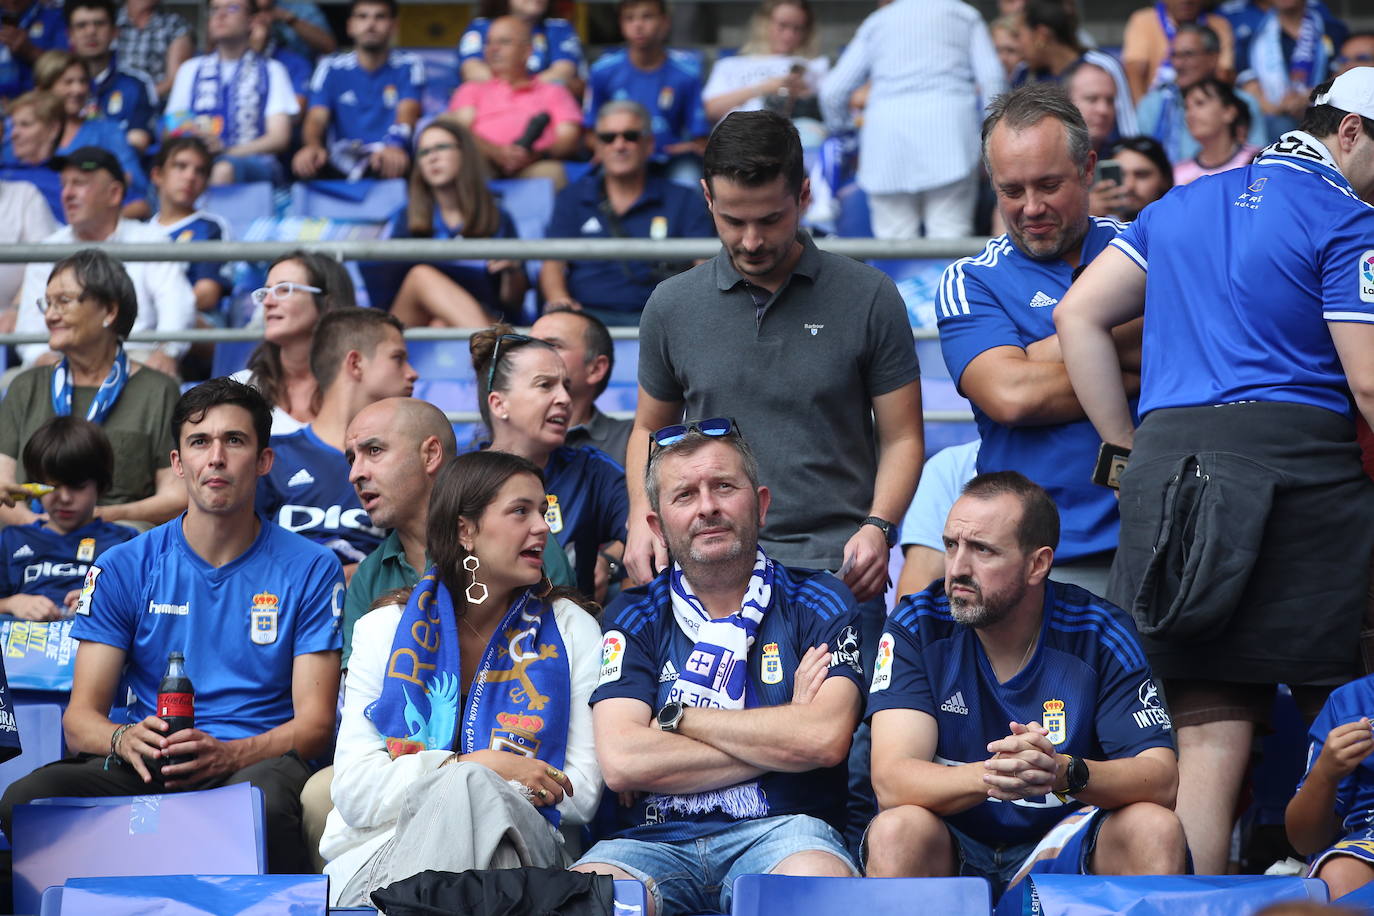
[
  {"left": 656, "top": 700, "right": 685, "bottom": 733},
  {"left": 1054, "top": 755, "right": 1090, "bottom": 801},
  {"left": 862, "top": 516, "right": 898, "bottom": 548}
]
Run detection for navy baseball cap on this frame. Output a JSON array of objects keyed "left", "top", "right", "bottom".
[{"left": 49, "top": 146, "right": 124, "bottom": 184}]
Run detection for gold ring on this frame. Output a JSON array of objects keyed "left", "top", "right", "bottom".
[
  {"left": 538, "top": 788, "right": 549, "bottom": 799},
  {"left": 546, "top": 766, "right": 563, "bottom": 780}
]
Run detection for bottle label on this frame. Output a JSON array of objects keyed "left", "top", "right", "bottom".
[{"left": 158, "top": 692, "right": 194, "bottom": 719}]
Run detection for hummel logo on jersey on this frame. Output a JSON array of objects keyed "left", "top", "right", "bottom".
[
  {"left": 940, "top": 691, "right": 969, "bottom": 715},
  {"left": 339, "top": 89, "right": 359, "bottom": 105},
  {"left": 1028, "top": 291, "right": 1059, "bottom": 309},
  {"left": 659, "top": 659, "right": 679, "bottom": 683},
  {"left": 12, "top": 545, "right": 33, "bottom": 559},
  {"left": 288, "top": 468, "right": 315, "bottom": 487}
]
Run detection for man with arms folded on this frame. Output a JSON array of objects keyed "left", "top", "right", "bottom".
[
  {"left": 865, "top": 471, "right": 1186, "bottom": 901},
  {"left": 574, "top": 422, "right": 864, "bottom": 916}
]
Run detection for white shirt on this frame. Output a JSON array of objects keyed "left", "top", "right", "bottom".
[
  {"left": 229, "top": 367, "right": 307, "bottom": 436},
  {"left": 702, "top": 53, "right": 830, "bottom": 117},
  {"left": 319, "top": 598, "right": 604, "bottom": 897},
  {"left": 17, "top": 220, "right": 196, "bottom": 364},
  {"left": 819, "top": 0, "right": 1006, "bottom": 195},
  {"left": 166, "top": 52, "right": 301, "bottom": 124},
  {"left": 0, "top": 180, "right": 58, "bottom": 309}
]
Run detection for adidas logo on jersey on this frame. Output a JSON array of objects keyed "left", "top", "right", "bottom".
[
  {"left": 659, "top": 659, "right": 679, "bottom": 683},
  {"left": 12, "top": 545, "right": 33, "bottom": 559},
  {"left": 940, "top": 691, "right": 969, "bottom": 715},
  {"left": 339, "top": 89, "right": 359, "bottom": 105},
  {"left": 288, "top": 468, "right": 315, "bottom": 487},
  {"left": 1028, "top": 291, "right": 1059, "bottom": 309}
]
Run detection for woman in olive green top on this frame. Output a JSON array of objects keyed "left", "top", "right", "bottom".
[{"left": 0, "top": 250, "right": 185, "bottom": 528}]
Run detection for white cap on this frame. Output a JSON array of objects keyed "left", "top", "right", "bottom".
[{"left": 1313, "top": 66, "right": 1374, "bottom": 120}]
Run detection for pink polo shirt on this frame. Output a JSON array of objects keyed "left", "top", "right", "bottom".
[{"left": 448, "top": 78, "right": 582, "bottom": 152}]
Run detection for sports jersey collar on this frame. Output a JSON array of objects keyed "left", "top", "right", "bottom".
[
  {"left": 969, "top": 583, "right": 1051, "bottom": 688},
  {"left": 173, "top": 511, "right": 274, "bottom": 578},
  {"left": 577, "top": 173, "right": 666, "bottom": 210},
  {"left": 1255, "top": 130, "right": 1357, "bottom": 194},
  {"left": 154, "top": 210, "right": 210, "bottom": 235},
  {"left": 301, "top": 424, "right": 344, "bottom": 457},
  {"left": 713, "top": 231, "right": 821, "bottom": 292}
]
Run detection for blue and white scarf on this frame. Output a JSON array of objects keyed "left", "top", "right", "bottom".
[
  {"left": 189, "top": 51, "right": 268, "bottom": 148},
  {"left": 1251, "top": 6, "right": 1328, "bottom": 106},
  {"left": 366, "top": 570, "right": 572, "bottom": 825},
  {"left": 651, "top": 547, "right": 774, "bottom": 820},
  {"left": 50, "top": 345, "right": 128, "bottom": 424}
]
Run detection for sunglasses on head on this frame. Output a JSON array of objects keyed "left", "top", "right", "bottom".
[
  {"left": 650, "top": 417, "right": 741, "bottom": 450},
  {"left": 487, "top": 333, "right": 535, "bottom": 389},
  {"left": 596, "top": 129, "right": 644, "bottom": 144}
]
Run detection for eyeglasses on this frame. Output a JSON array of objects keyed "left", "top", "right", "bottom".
[
  {"left": 209, "top": 3, "right": 244, "bottom": 14},
  {"left": 1336, "top": 54, "right": 1374, "bottom": 66},
  {"left": 35, "top": 293, "right": 87, "bottom": 315},
  {"left": 417, "top": 141, "right": 458, "bottom": 158},
  {"left": 250, "top": 281, "right": 322, "bottom": 306},
  {"left": 595, "top": 129, "right": 643, "bottom": 144},
  {"left": 487, "top": 333, "right": 535, "bottom": 389},
  {"left": 650, "top": 417, "right": 741, "bottom": 450}
]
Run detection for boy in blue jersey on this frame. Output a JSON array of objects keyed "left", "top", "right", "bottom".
[
  {"left": 258, "top": 307, "right": 417, "bottom": 576},
  {"left": 573, "top": 425, "right": 864, "bottom": 916},
  {"left": 150, "top": 136, "right": 233, "bottom": 317},
  {"left": 866, "top": 472, "right": 1185, "bottom": 901},
  {"left": 65, "top": 0, "right": 157, "bottom": 152},
  {"left": 292, "top": 0, "right": 423, "bottom": 181},
  {"left": 586, "top": 0, "right": 709, "bottom": 184},
  {"left": 0, "top": 416, "right": 136, "bottom": 621},
  {"left": 937, "top": 82, "right": 1140, "bottom": 599},
  {"left": 1055, "top": 66, "right": 1374, "bottom": 876},
  {"left": 0, "top": 378, "right": 344, "bottom": 874},
  {"left": 1287, "top": 676, "right": 1374, "bottom": 899}
]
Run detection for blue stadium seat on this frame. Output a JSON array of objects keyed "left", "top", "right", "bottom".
[
  {"left": 489, "top": 177, "right": 556, "bottom": 242},
  {"left": 995, "top": 874, "right": 1328, "bottom": 916},
  {"left": 202, "top": 182, "right": 276, "bottom": 241},
  {"left": 1336, "top": 881, "right": 1374, "bottom": 911},
  {"left": 0, "top": 700, "right": 65, "bottom": 850},
  {"left": 289, "top": 179, "right": 408, "bottom": 224},
  {"left": 732, "top": 875, "right": 993, "bottom": 916},
  {"left": 39, "top": 875, "right": 328, "bottom": 916},
  {"left": 11, "top": 782, "right": 267, "bottom": 914},
  {"left": 412, "top": 377, "right": 478, "bottom": 415},
  {"left": 211, "top": 340, "right": 257, "bottom": 379},
  {"left": 615, "top": 878, "right": 647, "bottom": 916},
  {"left": 404, "top": 47, "right": 461, "bottom": 118}
]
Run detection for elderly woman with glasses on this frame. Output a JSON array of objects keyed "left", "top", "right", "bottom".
[
  {"left": 231, "top": 250, "right": 355, "bottom": 435},
  {"left": 0, "top": 250, "right": 185, "bottom": 529},
  {"left": 470, "top": 324, "right": 628, "bottom": 601}
]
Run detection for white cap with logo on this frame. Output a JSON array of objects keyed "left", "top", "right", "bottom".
[{"left": 1313, "top": 66, "right": 1374, "bottom": 120}]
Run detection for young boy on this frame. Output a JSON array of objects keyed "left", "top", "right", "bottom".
[
  {"left": 1286, "top": 677, "right": 1374, "bottom": 899},
  {"left": 585, "top": 0, "right": 709, "bottom": 183},
  {"left": 150, "top": 136, "right": 234, "bottom": 317},
  {"left": 0, "top": 417, "right": 138, "bottom": 621}
]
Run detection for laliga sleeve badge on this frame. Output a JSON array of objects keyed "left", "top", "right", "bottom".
[
  {"left": 1360, "top": 250, "right": 1374, "bottom": 304},
  {"left": 108, "top": 89, "right": 123, "bottom": 115},
  {"left": 599, "top": 630, "right": 625, "bottom": 685},
  {"left": 544, "top": 495, "right": 564, "bottom": 534},
  {"left": 76, "top": 538, "right": 96, "bottom": 562},
  {"left": 74, "top": 566, "right": 100, "bottom": 616},
  {"left": 761, "top": 642, "right": 783, "bottom": 684},
  {"left": 650, "top": 216, "right": 668, "bottom": 241},
  {"left": 1042, "top": 699, "right": 1067, "bottom": 745},
  {"left": 870, "top": 632, "right": 894, "bottom": 693},
  {"left": 250, "top": 592, "right": 280, "bottom": 645}
]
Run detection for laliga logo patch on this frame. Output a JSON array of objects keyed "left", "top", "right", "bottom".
[
  {"left": 869, "top": 632, "right": 894, "bottom": 693},
  {"left": 108, "top": 89, "right": 122, "bottom": 114},
  {"left": 250, "top": 591, "right": 280, "bottom": 645},
  {"left": 599, "top": 630, "right": 625, "bottom": 684},
  {"left": 76, "top": 537, "right": 96, "bottom": 562},
  {"left": 1360, "top": 250, "right": 1374, "bottom": 304},
  {"left": 650, "top": 215, "right": 668, "bottom": 241},
  {"left": 1042, "top": 699, "right": 1067, "bottom": 745},
  {"left": 544, "top": 495, "right": 564, "bottom": 533},
  {"left": 760, "top": 641, "right": 783, "bottom": 684},
  {"left": 74, "top": 566, "right": 100, "bottom": 616}
]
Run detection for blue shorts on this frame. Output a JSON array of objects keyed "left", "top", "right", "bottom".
[
  {"left": 219, "top": 153, "right": 285, "bottom": 185},
  {"left": 1310, "top": 825, "right": 1374, "bottom": 875},
  {"left": 577, "top": 814, "right": 857, "bottom": 915},
  {"left": 951, "top": 805, "right": 1108, "bottom": 901}
]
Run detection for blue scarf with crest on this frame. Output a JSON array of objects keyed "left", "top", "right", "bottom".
[
  {"left": 188, "top": 51, "right": 268, "bottom": 148},
  {"left": 50, "top": 345, "right": 128, "bottom": 424},
  {"left": 366, "top": 569, "right": 571, "bottom": 825}
]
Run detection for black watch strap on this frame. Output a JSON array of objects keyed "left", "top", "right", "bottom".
[{"left": 862, "top": 516, "right": 898, "bottom": 548}]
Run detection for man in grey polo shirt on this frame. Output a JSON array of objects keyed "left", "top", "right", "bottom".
[{"left": 623, "top": 107, "right": 924, "bottom": 665}]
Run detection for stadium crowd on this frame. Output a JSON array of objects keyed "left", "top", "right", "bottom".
[{"left": 0, "top": 0, "right": 1372, "bottom": 911}]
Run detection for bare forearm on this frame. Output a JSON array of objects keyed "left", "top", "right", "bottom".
[
  {"left": 873, "top": 758, "right": 991, "bottom": 815},
  {"left": 869, "top": 428, "right": 922, "bottom": 523},
  {"left": 602, "top": 726, "right": 764, "bottom": 794},
  {"left": 225, "top": 713, "right": 333, "bottom": 769},
  {"left": 1286, "top": 774, "right": 1344, "bottom": 855},
  {"left": 1064, "top": 753, "right": 1177, "bottom": 810},
  {"left": 977, "top": 358, "right": 1091, "bottom": 426},
  {"left": 677, "top": 702, "right": 854, "bottom": 772},
  {"left": 64, "top": 705, "right": 123, "bottom": 756},
  {"left": 547, "top": 125, "right": 582, "bottom": 159},
  {"left": 1056, "top": 314, "right": 1136, "bottom": 446},
  {"left": 300, "top": 108, "right": 329, "bottom": 148},
  {"left": 539, "top": 260, "right": 573, "bottom": 301}
]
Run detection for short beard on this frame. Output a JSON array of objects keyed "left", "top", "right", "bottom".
[
  {"left": 667, "top": 516, "right": 759, "bottom": 587},
  {"left": 947, "top": 576, "right": 1025, "bottom": 629}
]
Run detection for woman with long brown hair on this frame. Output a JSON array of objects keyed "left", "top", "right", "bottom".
[{"left": 366, "top": 118, "right": 527, "bottom": 327}]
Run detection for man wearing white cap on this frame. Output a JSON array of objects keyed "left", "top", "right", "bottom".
[{"left": 1052, "top": 67, "right": 1374, "bottom": 875}]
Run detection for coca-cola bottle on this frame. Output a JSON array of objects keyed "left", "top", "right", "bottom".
[{"left": 156, "top": 651, "right": 194, "bottom": 774}]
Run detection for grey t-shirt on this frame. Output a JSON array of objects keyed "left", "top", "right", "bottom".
[
  {"left": 638, "top": 233, "right": 919, "bottom": 569},
  {"left": 0, "top": 364, "right": 178, "bottom": 505}
]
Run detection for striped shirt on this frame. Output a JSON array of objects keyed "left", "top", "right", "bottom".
[
  {"left": 115, "top": 8, "right": 190, "bottom": 87},
  {"left": 819, "top": 0, "right": 1006, "bottom": 195}
]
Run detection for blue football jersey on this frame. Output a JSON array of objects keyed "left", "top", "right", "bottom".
[
  {"left": 870, "top": 580, "right": 1174, "bottom": 846},
  {"left": 258, "top": 426, "right": 383, "bottom": 565},
  {"left": 593, "top": 564, "right": 864, "bottom": 842},
  {"left": 307, "top": 49, "right": 424, "bottom": 146},
  {"left": 1297, "top": 675, "right": 1374, "bottom": 836},
  {"left": 542, "top": 445, "right": 628, "bottom": 595},
  {"left": 158, "top": 210, "right": 233, "bottom": 294},
  {"left": 586, "top": 49, "right": 710, "bottom": 157},
  {"left": 72, "top": 516, "right": 343, "bottom": 740},
  {"left": 0, "top": 520, "right": 138, "bottom": 605},
  {"left": 936, "top": 218, "right": 1128, "bottom": 561}
]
